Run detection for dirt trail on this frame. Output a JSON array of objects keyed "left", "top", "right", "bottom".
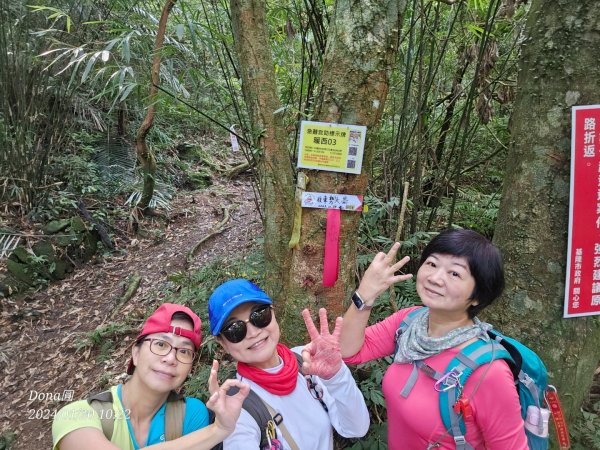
[{"left": 0, "top": 178, "right": 261, "bottom": 449}]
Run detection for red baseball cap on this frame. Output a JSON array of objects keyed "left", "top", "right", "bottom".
[{"left": 127, "top": 303, "right": 202, "bottom": 375}]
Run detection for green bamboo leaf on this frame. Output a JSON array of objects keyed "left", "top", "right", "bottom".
[
  {"left": 466, "top": 23, "right": 485, "bottom": 37},
  {"left": 81, "top": 53, "right": 99, "bottom": 83},
  {"left": 104, "top": 38, "right": 120, "bottom": 52},
  {"left": 187, "top": 21, "right": 198, "bottom": 50},
  {"left": 119, "top": 83, "right": 137, "bottom": 102},
  {"left": 122, "top": 34, "right": 131, "bottom": 63},
  {"left": 91, "top": 67, "right": 109, "bottom": 83},
  {"left": 175, "top": 24, "right": 185, "bottom": 40}
]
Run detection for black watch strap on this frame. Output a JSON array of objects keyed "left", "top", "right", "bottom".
[{"left": 352, "top": 291, "right": 372, "bottom": 311}]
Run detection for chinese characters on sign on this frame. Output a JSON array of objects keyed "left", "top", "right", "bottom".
[
  {"left": 301, "top": 192, "right": 364, "bottom": 211},
  {"left": 297, "top": 121, "right": 366, "bottom": 174},
  {"left": 564, "top": 105, "right": 600, "bottom": 318}
]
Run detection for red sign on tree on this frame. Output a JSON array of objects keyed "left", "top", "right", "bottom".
[{"left": 564, "top": 105, "right": 600, "bottom": 318}]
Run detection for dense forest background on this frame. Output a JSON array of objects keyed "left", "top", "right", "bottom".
[{"left": 1, "top": 0, "right": 599, "bottom": 448}]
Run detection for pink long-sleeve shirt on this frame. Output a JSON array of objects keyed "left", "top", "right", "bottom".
[{"left": 344, "top": 306, "right": 528, "bottom": 450}]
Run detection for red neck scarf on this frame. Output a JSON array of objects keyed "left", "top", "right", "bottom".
[{"left": 237, "top": 343, "right": 298, "bottom": 395}]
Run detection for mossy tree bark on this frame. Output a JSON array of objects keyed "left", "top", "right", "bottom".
[
  {"left": 230, "top": 0, "right": 296, "bottom": 303},
  {"left": 281, "top": 0, "right": 407, "bottom": 339},
  {"left": 135, "top": 0, "right": 177, "bottom": 210},
  {"left": 230, "top": 0, "right": 406, "bottom": 343},
  {"left": 486, "top": 0, "right": 600, "bottom": 423}
]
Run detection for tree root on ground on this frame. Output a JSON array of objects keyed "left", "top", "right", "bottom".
[
  {"left": 110, "top": 274, "right": 142, "bottom": 320},
  {"left": 77, "top": 200, "right": 115, "bottom": 250},
  {"left": 225, "top": 161, "right": 252, "bottom": 179},
  {"left": 186, "top": 204, "right": 232, "bottom": 266}
]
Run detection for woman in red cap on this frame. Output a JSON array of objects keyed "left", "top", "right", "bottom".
[{"left": 52, "top": 303, "right": 249, "bottom": 450}]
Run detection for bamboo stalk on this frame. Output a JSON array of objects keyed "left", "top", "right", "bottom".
[{"left": 389, "top": 182, "right": 410, "bottom": 312}]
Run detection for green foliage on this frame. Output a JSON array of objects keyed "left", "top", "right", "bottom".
[
  {"left": 0, "top": 431, "right": 16, "bottom": 450},
  {"left": 187, "top": 168, "right": 213, "bottom": 189},
  {"left": 431, "top": 187, "right": 500, "bottom": 238},
  {"left": 185, "top": 355, "right": 238, "bottom": 403},
  {"left": 572, "top": 401, "right": 600, "bottom": 449},
  {"left": 346, "top": 424, "right": 388, "bottom": 449},
  {"left": 125, "top": 181, "right": 174, "bottom": 211},
  {"left": 75, "top": 322, "right": 137, "bottom": 353},
  {"left": 0, "top": 0, "right": 76, "bottom": 212},
  {"left": 165, "top": 248, "right": 265, "bottom": 310},
  {"left": 359, "top": 196, "right": 400, "bottom": 248},
  {"left": 28, "top": 5, "right": 71, "bottom": 32}
]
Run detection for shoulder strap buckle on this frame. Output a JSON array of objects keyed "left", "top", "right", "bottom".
[
  {"left": 272, "top": 412, "right": 283, "bottom": 426},
  {"left": 434, "top": 368, "right": 463, "bottom": 392},
  {"left": 454, "top": 435, "right": 467, "bottom": 445}
]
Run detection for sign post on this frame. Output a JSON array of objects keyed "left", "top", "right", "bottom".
[{"left": 564, "top": 105, "right": 600, "bottom": 318}]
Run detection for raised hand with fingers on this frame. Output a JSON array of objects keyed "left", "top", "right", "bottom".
[
  {"left": 206, "top": 359, "right": 250, "bottom": 435},
  {"left": 357, "top": 242, "right": 413, "bottom": 305},
  {"left": 301, "top": 308, "right": 343, "bottom": 380}
]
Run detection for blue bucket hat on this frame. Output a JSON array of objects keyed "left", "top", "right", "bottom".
[{"left": 208, "top": 279, "right": 273, "bottom": 335}]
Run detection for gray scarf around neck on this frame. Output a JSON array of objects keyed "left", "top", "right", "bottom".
[{"left": 394, "top": 308, "right": 492, "bottom": 364}]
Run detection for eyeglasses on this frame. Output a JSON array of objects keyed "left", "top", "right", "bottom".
[
  {"left": 220, "top": 305, "right": 273, "bottom": 343},
  {"left": 306, "top": 375, "right": 329, "bottom": 412},
  {"left": 142, "top": 338, "right": 196, "bottom": 364}
]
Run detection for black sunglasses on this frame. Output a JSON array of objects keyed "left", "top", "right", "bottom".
[{"left": 221, "top": 305, "right": 273, "bottom": 343}]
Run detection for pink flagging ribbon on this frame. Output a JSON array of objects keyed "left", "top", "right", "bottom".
[{"left": 323, "top": 208, "right": 341, "bottom": 287}]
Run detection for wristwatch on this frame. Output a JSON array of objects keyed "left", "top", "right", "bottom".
[{"left": 352, "top": 291, "right": 373, "bottom": 311}]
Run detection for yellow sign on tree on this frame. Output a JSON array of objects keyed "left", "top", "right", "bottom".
[{"left": 297, "top": 121, "right": 366, "bottom": 174}]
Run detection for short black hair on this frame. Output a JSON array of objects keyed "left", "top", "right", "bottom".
[{"left": 419, "top": 228, "right": 505, "bottom": 318}]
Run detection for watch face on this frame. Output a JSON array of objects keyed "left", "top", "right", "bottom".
[{"left": 352, "top": 292, "right": 364, "bottom": 310}]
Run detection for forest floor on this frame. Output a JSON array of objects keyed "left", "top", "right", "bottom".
[{"left": 0, "top": 175, "right": 261, "bottom": 449}]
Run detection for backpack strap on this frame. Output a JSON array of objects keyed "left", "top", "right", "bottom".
[
  {"left": 394, "top": 307, "right": 426, "bottom": 343},
  {"left": 88, "top": 389, "right": 185, "bottom": 443},
  {"left": 488, "top": 331, "right": 543, "bottom": 413},
  {"left": 217, "top": 351, "right": 328, "bottom": 449},
  {"left": 395, "top": 307, "right": 429, "bottom": 398},
  {"left": 164, "top": 391, "right": 185, "bottom": 441},
  {"left": 242, "top": 389, "right": 274, "bottom": 448},
  {"left": 437, "top": 340, "right": 513, "bottom": 450},
  {"left": 261, "top": 398, "right": 300, "bottom": 450},
  {"left": 87, "top": 390, "right": 115, "bottom": 441},
  {"left": 217, "top": 385, "right": 273, "bottom": 449}
]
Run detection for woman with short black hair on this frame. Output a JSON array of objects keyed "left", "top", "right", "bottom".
[{"left": 340, "top": 228, "right": 528, "bottom": 449}]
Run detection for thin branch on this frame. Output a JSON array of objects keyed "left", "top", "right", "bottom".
[{"left": 389, "top": 181, "right": 411, "bottom": 312}]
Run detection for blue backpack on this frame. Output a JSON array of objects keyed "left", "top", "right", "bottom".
[{"left": 396, "top": 307, "right": 550, "bottom": 450}]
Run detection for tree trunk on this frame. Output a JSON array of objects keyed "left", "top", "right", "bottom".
[
  {"left": 281, "top": 0, "right": 407, "bottom": 340},
  {"left": 230, "top": 0, "right": 296, "bottom": 302},
  {"left": 229, "top": 0, "right": 407, "bottom": 344},
  {"left": 135, "top": 0, "right": 177, "bottom": 210},
  {"left": 487, "top": 0, "right": 600, "bottom": 423}
]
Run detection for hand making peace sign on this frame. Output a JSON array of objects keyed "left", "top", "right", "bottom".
[{"left": 301, "top": 308, "right": 343, "bottom": 380}]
